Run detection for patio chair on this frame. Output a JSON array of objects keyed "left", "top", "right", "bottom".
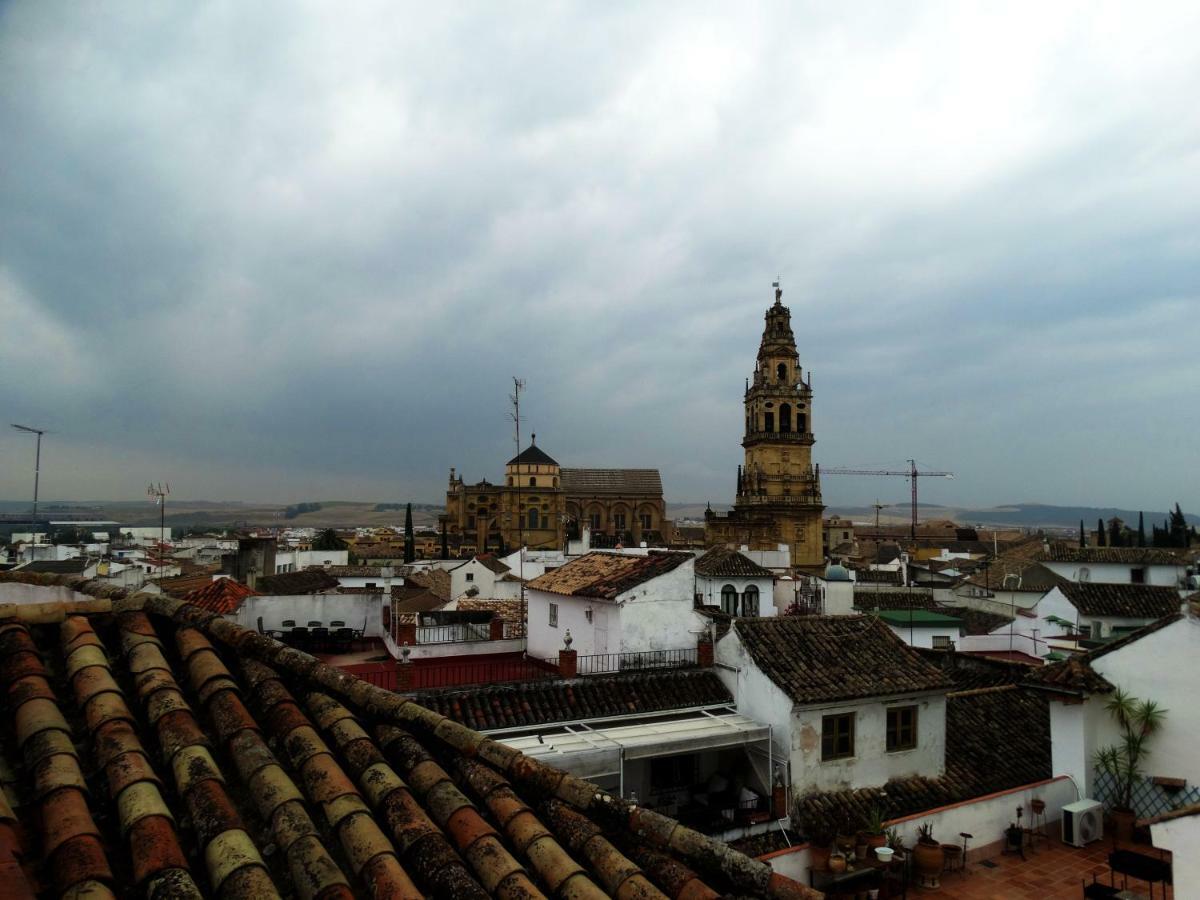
[
  {"left": 332, "top": 627, "right": 355, "bottom": 649},
  {"left": 330, "top": 620, "right": 345, "bottom": 628},
  {"left": 307, "top": 620, "right": 322, "bottom": 628},
  {"left": 281, "top": 620, "right": 296, "bottom": 628},
  {"left": 289, "top": 626, "right": 310, "bottom": 649},
  {"left": 311, "top": 627, "right": 330, "bottom": 651}
]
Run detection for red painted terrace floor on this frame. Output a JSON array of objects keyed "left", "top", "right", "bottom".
[{"left": 933, "top": 833, "right": 1173, "bottom": 899}]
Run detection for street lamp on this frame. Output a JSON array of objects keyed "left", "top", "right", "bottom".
[{"left": 11, "top": 424, "right": 46, "bottom": 539}]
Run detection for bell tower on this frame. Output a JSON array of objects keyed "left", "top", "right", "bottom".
[{"left": 707, "top": 282, "right": 825, "bottom": 571}]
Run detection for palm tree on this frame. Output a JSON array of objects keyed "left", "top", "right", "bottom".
[
  {"left": 313, "top": 528, "right": 348, "bottom": 552},
  {"left": 1094, "top": 688, "right": 1167, "bottom": 814}
]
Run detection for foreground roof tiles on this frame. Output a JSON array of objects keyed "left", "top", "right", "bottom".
[
  {"left": 732, "top": 615, "right": 953, "bottom": 704},
  {"left": 0, "top": 573, "right": 817, "bottom": 899},
  {"left": 527, "top": 551, "right": 692, "bottom": 601}
]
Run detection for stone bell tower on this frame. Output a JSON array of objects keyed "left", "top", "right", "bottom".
[{"left": 706, "top": 283, "right": 825, "bottom": 571}]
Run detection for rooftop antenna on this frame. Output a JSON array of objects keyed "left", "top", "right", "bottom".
[
  {"left": 509, "top": 377, "right": 527, "bottom": 635},
  {"left": 147, "top": 482, "right": 170, "bottom": 576},
  {"left": 11, "top": 424, "right": 47, "bottom": 540}
]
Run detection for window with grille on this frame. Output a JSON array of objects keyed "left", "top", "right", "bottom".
[
  {"left": 887, "top": 705, "right": 918, "bottom": 752},
  {"left": 821, "top": 713, "right": 854, "bottom": 761},
  {"left": 931, "top": 635, "right": 952, "bottom": 650},
  {"left": 549, "top": 602, "right": 558, "bottom": 628}
]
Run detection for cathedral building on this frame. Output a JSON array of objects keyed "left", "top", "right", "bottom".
[
  {"left": 705, "top": 285, "right": 826, "bottom": 571},
  {"left": 441, "top": 438, "right": 667, "bottom": 555}
]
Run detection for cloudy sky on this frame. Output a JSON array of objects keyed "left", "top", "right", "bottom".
[{"left": 2, "top": 2, "right": 1198, "bottom": 512}]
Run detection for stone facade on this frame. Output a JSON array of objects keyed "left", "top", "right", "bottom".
[
  {"left": 706, "top": 286, "right": 826, "bottom": 571},
  {"left": 442, "top": 441, "right": 666, "bottom": 554}
]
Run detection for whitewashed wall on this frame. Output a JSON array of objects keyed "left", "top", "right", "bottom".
[
  {"left": 715, "top": 628, "right": 793, "bottom": 765},
  {"left": 1150, "top": 814, "right": 1200, "bottom": 899},
  {"left": 235, "top": 593, "right": 384, "bottom": 636},
  {"left": 791, "top": 694, "right": 947, "bottom": 793},
  {"left": 695, "top": 573, "right": 775, "bottom": 616},
  {"left": 1040, "top": 560, "right": 1184, "bottom": 587},
  {"left": 885, "top": 624, "right": 961, "bottom": 649}
]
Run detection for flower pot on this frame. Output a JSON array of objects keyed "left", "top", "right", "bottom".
[
  {"left": 875, "top": 847, "right": 895, "bottom": 864},
  {"left": 1111, "top": 808, "right": 1136, "bottom": 844},
  {"left": 913, "top": 841, "right": 945, "bottom": 884},
  {"left": 836, "top": 833, "right": 857, "bottom": 854},
  {"left": 828, "top": 854, "right": 847, "bottom": 874},
  {"left": 809, "top": 845, "right": 831, "bottom": 872},
  {"left": 855, "top": 842, "right": 868, "bottom": 860},
  {"left": 865, "top": 832, "right": 887, "bottom": 850}
]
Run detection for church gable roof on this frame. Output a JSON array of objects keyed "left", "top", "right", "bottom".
[
  {"left": 560, "top": 468, "right": 663, "bottom": 496},
  {"left": 506, "top": 442, "right": 559, "bottom": 467}
]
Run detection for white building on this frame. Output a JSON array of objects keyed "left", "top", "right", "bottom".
[
  {"left": 1027, "top": 601, "right": 1200, "bottom": 824},
  {"left": 874, "top": 609, "right": 964, "bottom": 649},
  {"left": 715, "top": 615, "right": 952, "bottom": 795},
  {"left": 1036, "top": 543, "right": 1188, "bottom": 587},
  {"left": 525, "top": 550, "right": 697, "bottom": 660},
  {"left": 693, "top": 547, "right": 774, "bottom": 617}
]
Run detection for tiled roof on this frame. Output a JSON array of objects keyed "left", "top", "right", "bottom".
[
  {"left": 472, "top": 555, "right": 511, "bottom": 575},
  {"left": 314, "top": 565, "right": 385, "bottom": 576},
  {"left": 0, "top": 574, "right": 815, "bottom": 899},
  {"left": 16, "top": 558, "right": 90, "bottom": 574},
  {"left": 918, "top": 648, "right": 1038, "bottom": 689},
  {"left": 852, "top": 590, "right": 939, "bottom": 611},
  {"left": 694, "top": 547, "right": 772, "bottom": 578},
  {"left": 560, "top": 469, "right": 663, "bottom": 496},
  {"left": 406, "top": 567, "right": 453, "bottom": 601},
  {"left": 939, "top": 606, "right": 1014, "bottom": 635},
  {"left": 793, "top": 685, "right": 1050, "bottom": 833},
  {"left": 419, "top": 669, "right": 732, "bottom": 731},
  {"left": 254, "top": 569, "right": 342, "bottom": 594},
  {"left": 853, "top": 569, "right": 901, "bottom": 585},
  {"left": 1037, "top": 543, "right": 1186, "bottom": 566},
  {"left": 507, "top": 443, "right": 559, "bottom": 467},
  {"left": 732, "top": 616, "right": 953, "bottom": 705},
  {"left": 181, "top": 577, "right": 259, "bottom": 614},
  {"left": 1055, "top": 582, "right": 1182, "bottom": 619},
  {"left": 148, "top": 572, "right": 221, "bottom": 598},
  {"left": 527, "top": 551, "right": 692, "bottom": 601},
  {"left": 1025, "top": 613, "right": 1184, "bottom": 696},
  {"left": 960, "top": 560, "right": 1066, "bottom": 593},
  {"left": 391, "top": 585, "right": 447, "bottom": 615}
]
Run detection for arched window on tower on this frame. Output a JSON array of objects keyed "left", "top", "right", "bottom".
[
  {"left": 779, "top": 403, "right": 792, "bottom": 433},
  {"left": 777, "top": 363, "right": 787, "bottom": 382},
  {"left": 721, "top": 584, "right": 738, "bottom": 615},
  {"left": 764, "top": 411, "right": 775, "bottom": 432},
  {"left": 529, "top": 477, "right": 537, "bottom": 487},
  {"left": 797, "top": 413, "right": 807, "bottom": 433},
  {"left": 528, "top": 508, "right": 539, "bottom": 530}
]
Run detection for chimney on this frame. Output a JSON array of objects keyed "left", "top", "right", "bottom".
[
  {"left": 697, "top": 632, "right": 715, "bottom": 667},
  {"left": 396, "top": 645, "right": 413, "bottom": 693},
  {"left": 772, "top": 768, "right": 788, "bottom": 819},
  {"left": 489, "top": 616, "right": 504, "bottom": 641},
  {"left": 558, "top": 630, "right": 577, "bottom": 678},
  {"left": 396, "top": 621, "right": 416, "bottom": 647}
]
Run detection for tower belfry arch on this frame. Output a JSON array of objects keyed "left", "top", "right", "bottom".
[{"left": 705, "top": 283, "right": 826, "bottom": 571}]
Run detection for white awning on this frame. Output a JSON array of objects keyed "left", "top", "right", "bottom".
[{"left": 498, "top": 709, "right": 770, "bottom": 779}]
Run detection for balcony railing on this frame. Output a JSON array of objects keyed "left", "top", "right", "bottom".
[
  {"left": 411, "top": 656, "right": 559, "bottom": 690},
  {"left": 415, "top": 622, "right": 491, "bottom": 644},
  {"left": 569, "top": 648, "right": 698, "bottom": 676}
]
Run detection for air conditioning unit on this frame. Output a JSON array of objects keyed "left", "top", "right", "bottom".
[{"left": 1062, "top": 799, "right": 1104, "bottom": 847}]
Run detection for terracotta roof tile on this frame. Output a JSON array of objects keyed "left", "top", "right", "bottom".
[
  {"left": 0, "top": 572, "right": 818, "bottom": 900},
  {"left": 527, "top": 551, "right": 692, "bottom": 601},
  {"left": 254, "top": 570, "right": 341, "bottom": 594},
  {"left": 181, "top": 576, "right": 259, "bottom": 614},
  {"left": 560, "top": 468, "right": 663, "bottom": 496},
  {"left": 1036, "top": 542, "right": 1186, "bottom": 566},
  {"left": 731, "top": 615, "right": 953, "bottom": 704},
  {"left": 694, "top": 547, "right": 772, "bottom": 578},
  {"left": 1056, "top": 582, "right": 1183, "bottom": 619}
]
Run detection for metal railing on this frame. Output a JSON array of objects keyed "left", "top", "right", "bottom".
[
  {"left": 570, "top": 648, "right": 698, "bottom": 676},
  {"left": 415, "top": 623, "right": 491, "bottom": 644},
  {"left": 411, "top": 656, "right": 558, "bottom": 690}
]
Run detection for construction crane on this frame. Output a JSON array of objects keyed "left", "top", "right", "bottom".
[{"left": 821, "top": 460, "right": 954, "bottom": 539}]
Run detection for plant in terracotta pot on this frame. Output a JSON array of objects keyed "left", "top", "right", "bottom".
[
  {"left": 834, "top": 811, "right": 857, "bottom": 856},
  {"left": 1093, "top": 688, "right": 1167, "bottom": 843},
  {"left": 912, "top": 822, "right": 945, "bottom": 886},
  {"left": 861, "top": 807, "right": 888, "bottom": 851},
  {"left": 803, "top": 818, "right": 835, "bottom": 872},
  {"left": 885, "top": 827, "right": 905, "bottom": 858},
  {"left": 827, "top": 849, "right": 848, "bottom": 874}
]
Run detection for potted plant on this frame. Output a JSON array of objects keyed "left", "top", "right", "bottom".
[
  {"left": 804, "top": 820, "right": 834, "bottom": 872},
  {"left": 827, "top": 849, "right": 848, "bottom": 874},
  {"left": 885, "top": 827, "right": 906, "bottom": 860},
  {"left": 861, "top": 807, "right": 888, "bottom": 851},
  {"left": 912, "top": 822, "right": 944, "bottom": 885},
  {"left": 834, "top": 811, "right": 857, "bottom": 856},
  {"left": 1093, "top": 688, "right": 1167, "bottom": 843}
]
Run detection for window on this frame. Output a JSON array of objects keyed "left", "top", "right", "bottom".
[
  {"left": 467, "top": 516, "right": 475, "bottom": 529},
  {"left": 528, "top": 509, "right": 539, "bottom": 529},
  {"left": 1078, "top": 567, "right": 1091, "bottom": 583},
  {"left": 779, "top": 403, "right": 792, "bottom": 433},
  {"left": 613, "top": 513, "right": 626, "bottom": 531},
  {"left": 821, "top": 713, "right": 855, "bottom": 761},
  {"left": 887, "top": 706, "right": 918, "bottom": 752},
  {"left": 365, "top": 582, "right": 377, "bottom": 589},
  {"left": 1130, "top": 567, "right": 1146, "bottom": 584},
  {"left": 529, "top": 477, "right": 537, "bottom": 487},
  {"left": 721, "top": 584, "right": 738, "bottom": 615},
  {"left": 931, "top": 635, "right": 952, "bottom": 650},
  {"left": 797, "top": 413, "right": 806, "bottom": 433},
  {"left": 742, "top": 585, "right": 760, "bottom": 617},
  {"left": 548, "top": 602, "right": 558, "bottom": 627},
  {"left": 764, "top": 412, "right": 774, "bottom": 432},
  {"left": 639, "top": 513, "right": 652, "bottom": 531},
  {"left": 777, "top": 362, "right": 787, "bottom": 382},
  {"left": 465, "top": 573, "right": 474, "bottom": 582},
  {"left": 507, "top": 477, "right": 513, "bottom": 486},
  {"left": 589, "top": 512, "right": 601, "bottom": 530}
]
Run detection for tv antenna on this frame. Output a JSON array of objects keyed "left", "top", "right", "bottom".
[
  {"left": 509, "top": 377, "right": 527, "bottom": 629},
  {"left": 11, "top": 424, "right": 47, "bottom": 531},
  {"left": 147, "top": 482, "right": 170, "bottom": 573}
]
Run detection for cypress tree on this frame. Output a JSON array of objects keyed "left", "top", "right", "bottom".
[
  {"left": 1079, "top": 519, "right": 1086, "bottom": 548},
  {"left": 440, "top": 527, "right": 449, "bottom": 560},
  {"left": 1108, "top": 518, "right": 1123, "bottom": 548},
  {"left": 1097, "top": 518, "right": 1106, "bottom": 547},
  {"left": 403, "top": 503, "right": 415, "bottom": 563},
  {"left": 1137, "top": 512, "right": 1146, "bottom": 548}
]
